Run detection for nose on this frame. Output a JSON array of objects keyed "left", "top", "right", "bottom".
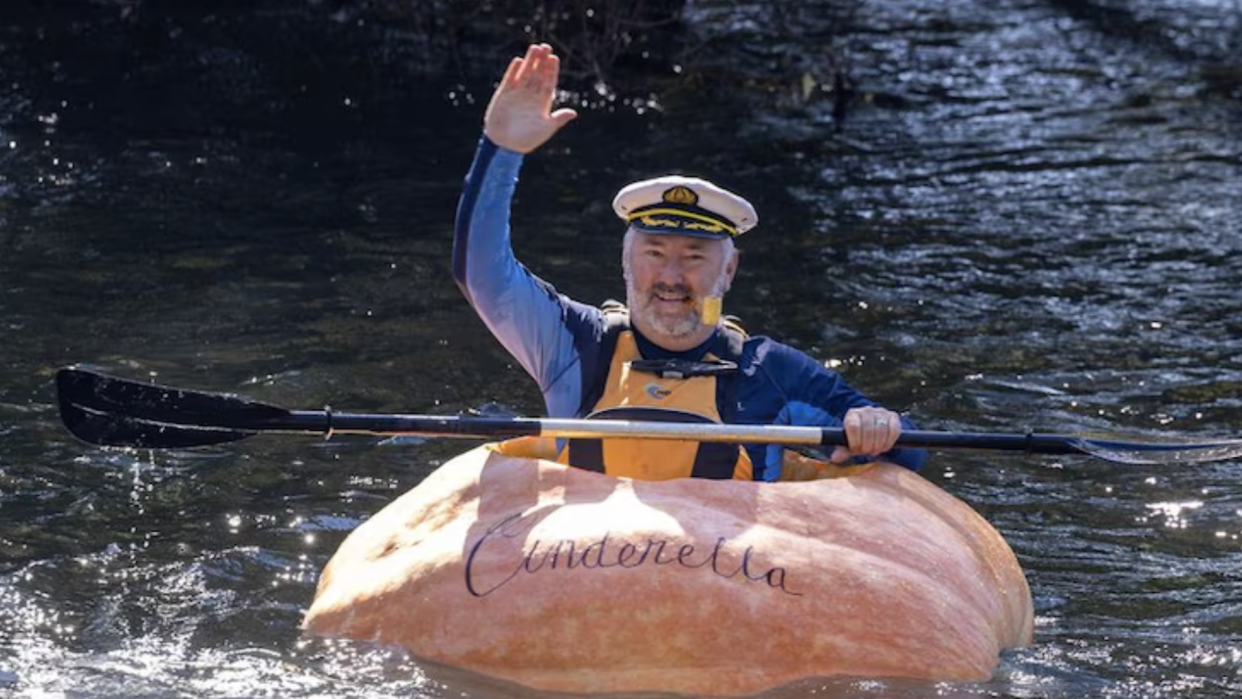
[{"left": 655, "top": 257, "right": 685, "bottom": 286}]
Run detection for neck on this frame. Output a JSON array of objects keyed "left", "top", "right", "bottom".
[{"left": 631, "top": 316, "right": 717, "bottom": 353}]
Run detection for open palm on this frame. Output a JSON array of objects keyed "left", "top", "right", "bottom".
[{"left": 484, "top": 44, "right": 578, "bottom": 154}]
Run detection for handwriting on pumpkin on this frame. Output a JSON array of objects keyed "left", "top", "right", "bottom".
[{"left": 464, "top": 512, "right": 800, "bottom": 597}]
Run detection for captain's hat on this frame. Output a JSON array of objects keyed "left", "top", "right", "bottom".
[{"left": 612, "top": 175, "right": 757, "bottom": 239}]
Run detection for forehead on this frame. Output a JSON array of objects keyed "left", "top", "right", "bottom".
[{"left": 631, "top": 231, "right": 722, "bottom": 252}]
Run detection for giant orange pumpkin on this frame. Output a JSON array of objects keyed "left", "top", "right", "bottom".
[{"left": 303, "top": 438, "right": 1033, "bottom": 696}]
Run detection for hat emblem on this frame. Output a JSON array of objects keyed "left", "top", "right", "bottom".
[{"left": 662, "top": 185, "right": 699, "bottom": 206}]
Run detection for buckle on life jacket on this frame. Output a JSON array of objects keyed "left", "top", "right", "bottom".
[{"left": 628, "top": 358, "right": 739, "bottom": 379}]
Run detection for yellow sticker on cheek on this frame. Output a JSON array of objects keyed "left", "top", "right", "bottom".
[{"left": 701, "top": 296, "right": 722, "bottom": 325}]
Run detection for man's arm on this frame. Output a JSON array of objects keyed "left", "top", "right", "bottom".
[
  {"left": 451, "top": 45, "right": 588, "bottom": 417},
  {"left": 754, "top": 341, "right": 928, "bottom": 478},
  {"left": 453, "top": 138, "right": 593, "bottom": 417}
]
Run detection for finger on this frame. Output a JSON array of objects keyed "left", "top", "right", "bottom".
[
  {"left": 843, "top": 410, "right": 863, "bottom": 455},
  {"left": 829, "top": 445, "right": 853, "bottom": 464},
  {"left": 543, "top": 56, "right": 562, "bottom": 98},
  {"left": 515, "top": 45, "right": 543, "bottom": 85},
  {"left": 543, "top": 51, "right": 561, "bottom": 84},
  {"left": 499, "top": 56, "right": 523, "bottom": 89},
  {"left": 866, "top": 411, "right": 900, "bottom": 454},
  {"left": 854, "top": 409, "right": 883, "bottom": 454},
  {"left": 868, "top": 412, "right": 889, "bottom": 453},
  {"left": 883, "top": 414, "right": 902, "bottom": 452},
  {"left": 526, "top": 44, "right": 552, "bottom": 84},
  {"left": 534, "top": 55, "right": 558, "bottom": 108},
  {"left": 858, "top": 424, "right": 878, "bottom": 455},
  {"left": 846, "top": 409, "right": 872, "bottom": 455}
]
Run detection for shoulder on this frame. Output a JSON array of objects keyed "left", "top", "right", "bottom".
[
  {"left": 561, "top": 297, "right": 610, "bottom": 336},
  {"left": 742, "top": 335, "right": 823, "bottom": 368},
  {"left": 740, "top": 336, "right": 845, "bottom": 389}
]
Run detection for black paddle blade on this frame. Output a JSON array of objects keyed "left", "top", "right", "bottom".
[
  {"left": 56, "top": 367, "right": 284, "bottom": 448},
  {"left": 1071, "top": 436, "right": 1242, "bottom": 465}
]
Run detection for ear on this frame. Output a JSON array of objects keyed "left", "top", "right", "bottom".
[{"left": 723, "top": 247, "right": 739, "bottom": 289}]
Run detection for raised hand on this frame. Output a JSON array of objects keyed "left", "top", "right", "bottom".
[{"left": 483, "top": 44, "right": 579, "bottom": 154}]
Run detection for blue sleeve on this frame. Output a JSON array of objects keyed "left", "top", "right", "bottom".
[
  {"left": 755, "top": 342, "right": 927, "bottom": 479},
  {"left": 452, "top": 137, "right": 591, "bottom": 417}
]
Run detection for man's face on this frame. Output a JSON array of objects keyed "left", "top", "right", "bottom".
[{"left": 623, "top": 231, "right": 737, "bottom": 350}]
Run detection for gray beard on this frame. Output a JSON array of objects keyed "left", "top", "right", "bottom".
[
  {"left": 626, "top": 289, "right": 703, "bottom": 339},
  {"left": 624, "top": 276, "right": 728, "bottom": 340}
]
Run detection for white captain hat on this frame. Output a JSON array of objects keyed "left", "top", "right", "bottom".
[{"left": 612, "top": 175, "right": 758, "bottom": 239}]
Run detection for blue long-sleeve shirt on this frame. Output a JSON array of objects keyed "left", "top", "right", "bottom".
[{"left": 453, "top": 137, "right": 927, "bottom": 480}]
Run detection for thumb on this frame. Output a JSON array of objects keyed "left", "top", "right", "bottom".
[
  {"left": 550, "top": 108, "right": 578, "bottom": 128},
  {"left": 829, "top": 446, "right": 853, "bottom": 464}
]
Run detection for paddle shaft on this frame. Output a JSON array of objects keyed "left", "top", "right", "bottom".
[
  {"left": 242, "top": 409, "right": 1086, "bottom": 454},
  {"left": 59, "top": 367, "right": 1242, "bottom": 463}
]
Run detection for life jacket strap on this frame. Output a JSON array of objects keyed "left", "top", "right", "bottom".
[{"left": 627, "top": 358, "right": 739, "bottom": 379}]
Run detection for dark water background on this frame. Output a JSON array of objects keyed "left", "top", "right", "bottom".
[{"left": 2, "top": 0, "right": 1241, "bottom": 697}]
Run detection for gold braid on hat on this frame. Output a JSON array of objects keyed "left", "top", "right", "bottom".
[{"left": 626, "top": 186, "right": 739, "bottom": 237}]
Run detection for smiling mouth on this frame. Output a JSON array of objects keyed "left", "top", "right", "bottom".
[
  {"left": 651, "top": 295, "right": 694, "bottom": 315},
  {"left": 652, "top": 285, "right": 692, "bottom": 305}
]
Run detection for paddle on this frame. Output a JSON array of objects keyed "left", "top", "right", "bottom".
[{"left": 55, "top": 366, "right": 1242, "bottom": 465}]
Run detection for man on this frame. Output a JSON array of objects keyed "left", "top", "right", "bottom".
[{"left": 454, "top": 43, "right": 926, "bottom": 481}]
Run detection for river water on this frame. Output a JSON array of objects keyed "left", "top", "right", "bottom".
[{"left": 2, "top": 0, "right": 1241, "bottom": 697}]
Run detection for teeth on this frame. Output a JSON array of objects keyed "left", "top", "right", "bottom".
[{"left": 651, "top": 287, "right": 691, "bottom": 304}]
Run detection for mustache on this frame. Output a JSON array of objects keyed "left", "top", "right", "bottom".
[{"left": 650, "top": 283, "right": 692, "bottom": 297}]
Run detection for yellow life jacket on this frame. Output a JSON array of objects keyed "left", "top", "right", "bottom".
[{"left": 556, "top": 308, "right": 753, "bottom": 481}]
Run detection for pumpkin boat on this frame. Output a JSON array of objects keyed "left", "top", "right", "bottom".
[
  {"left": 303, "top": 438, "right": 1033, "bottom": 696},
  {"left": 55, "top": 368, "right": 1232, "bottom": 694}
]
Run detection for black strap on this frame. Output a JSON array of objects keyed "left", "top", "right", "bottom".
[
  {"left": 628, "top": 358, "right": 738, "bottom": 379},
  {"left": 575, "top": 306, "right": 630, "bottom": 417}
]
